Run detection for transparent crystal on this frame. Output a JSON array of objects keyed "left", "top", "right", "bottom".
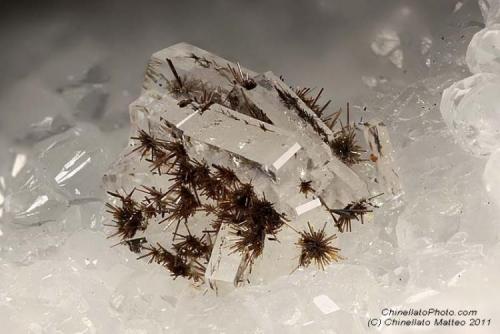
[
  {"left": 483, "top": 147, "right": 500, "bottom": 207},
  {"left": 371, "top": 29, "right": 401, "bottom": 56},
  {"left": 440, "top": 73, "right": 500, "bottom": 156},
  {"left": 35, "top": 123, "right": 115, "bottom": 200},
  {"left": 466, "top": 24, "right": 500, "bottom": 74},
  {"left": 4, "top": 160, "right": 69, "bottom": 226},
  {"left": 479, "top": 0, "right": 500, "bottom": 26}
]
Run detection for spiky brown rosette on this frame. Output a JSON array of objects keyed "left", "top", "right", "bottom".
[{"left": 297, "top": 223, "right": 342, "bottom": 269}]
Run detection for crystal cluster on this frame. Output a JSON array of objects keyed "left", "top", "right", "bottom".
[
  {"left": 103, "top": 43, "right": 400, "bottom": 291},
  {"left": 441, "top": 0, "right": 500, "bottom": 157},
  {"left": 441, "top": 0, "right": 500, "bottom": 208}
]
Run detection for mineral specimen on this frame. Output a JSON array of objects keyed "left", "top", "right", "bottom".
[{"left": 103, "top": 43, "right": 399, "bottom": 291}]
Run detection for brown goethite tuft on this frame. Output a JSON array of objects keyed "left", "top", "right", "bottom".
[
  {"left": 330, "top": 125, "right": 364, "bottom": 165},
  {"left": 330, "top": 194, "right": 382, "bottom": 232},
  {"left": 299, "top": 179, "right": 315, "bottom": 197},
  {"left": 105, "top": 189, "right": 147, "bottom": 240},
  {"left": 138, "top": 243, "right": 205, "bottom": 282},
  {"left": 173, "top": 233, "right": 211, "bottom": 260},
  {"left": 148, "top": 140, "right": 188, "bottom": 175},
  {"left": 163, "top": 185, "right": 200, "bottom": 226},
  {"left": 212, "top": 164, "right": 240, "bottom": 188},
  {"left": 139, "top": 185, "right": 168, "bottom": 214},
  {"left": 130, "top": 128, "right": 167, "bottom": 161},
  {"left": 194, "top": 84, "right": 225, "bottom": 111},
  {"left": 113, "top": 237, "right": 147, "bottom": 254},
  {"left": 293, "top": 87, "right": 331, "bottom": 119},
  {"left": 329, "top": 103, "right": 365, "bottom": 165},
  {"left": 166, "top": 58, "right": 204, "bottom": 98},
  {"left": 105, "top": 43, "right": 398, "bottom": 289},
  {"left": 231, "top": 224, "right": 266, "bottom": 260},
  {"left": 229, "top": 192, "right": 287, "bottom": 264},
  {"left": 226, "top": 63, "right": 257, "bottom": 90},
  {"left": 297, "top": 223, "right": 342, "bottom": 270}
]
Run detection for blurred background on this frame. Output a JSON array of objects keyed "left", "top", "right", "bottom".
[{"left": 0, "top": 0, "right": 482, "bottom": 141}]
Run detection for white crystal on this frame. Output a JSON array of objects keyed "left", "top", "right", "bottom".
[
  {"left": 440, "top": 73, "right": 500, "bottom": 156},
  {"left": 453, "top": 1, "right": 464, "bottom": 13},
  {"left": 158, "top": 98, "right": 302, "bottom": 175},
  {"left": 389, "top": 49, "right": 404, "bottom": 69},
  {"left": 405, "top": 232, "right": 484, "bottom": 290},
  {"left": 466, "top": 24, "right": 500, "bottom": 74},
  {"left": 361, "top": 76, "right": 378, "bottom": 88},
  {"left": 295, "top": 198, "right": 322, "bottom": 216},
  {"left": 483, "top": 147, "right": 500, "bottom": 207},
  {"left": 404, "top": 289, "right": 439, "bottom": 303},
  {"left": 204, "top": 224, "right": 248, "bottom": 291},
  {"left": 4, "top": 163, "right": 69, "bottom": 226},
  {"left": 479, "top": 0, "right": 500, "bottom": 26},
  {"left": 35, "top": 123, "right": 115, "bottom": 200},
  {"left": 0, "top": 205, "right": 81, "bottom": 264},
  {"left": 421, "top": 36, "right": 433, "bottom": 55},
  {"left": 396, "top": 191, "right": 461, "bottom": 250},
  {"left": 371, "top": 29, "right": 401, "bottom": 56},
  {"left": 2, "top": 120, "right": 122, "bottom": 228},
  {"left": 10, "top": 153, "right": 27, "bottom": 178},
  {"left": 312, "top": 295, "right": 340, "bottom": 314}
]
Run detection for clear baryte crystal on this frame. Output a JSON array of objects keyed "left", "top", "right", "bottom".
[
  {"left": 362, "top": 119, "right": 402, "bottom": 196},
  {"left": 103, "top": 42, "right": 389, "bottom": 290},
  {"left": 204, "top": 223, "right": 248, "bottom": 291},
  {"left": 142, "top": 42, "right": 257, "bottom": 95}
]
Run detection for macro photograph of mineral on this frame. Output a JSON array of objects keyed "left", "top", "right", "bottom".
[{"left": 1, "top": 1, "right": 499, "bottom": 333}]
